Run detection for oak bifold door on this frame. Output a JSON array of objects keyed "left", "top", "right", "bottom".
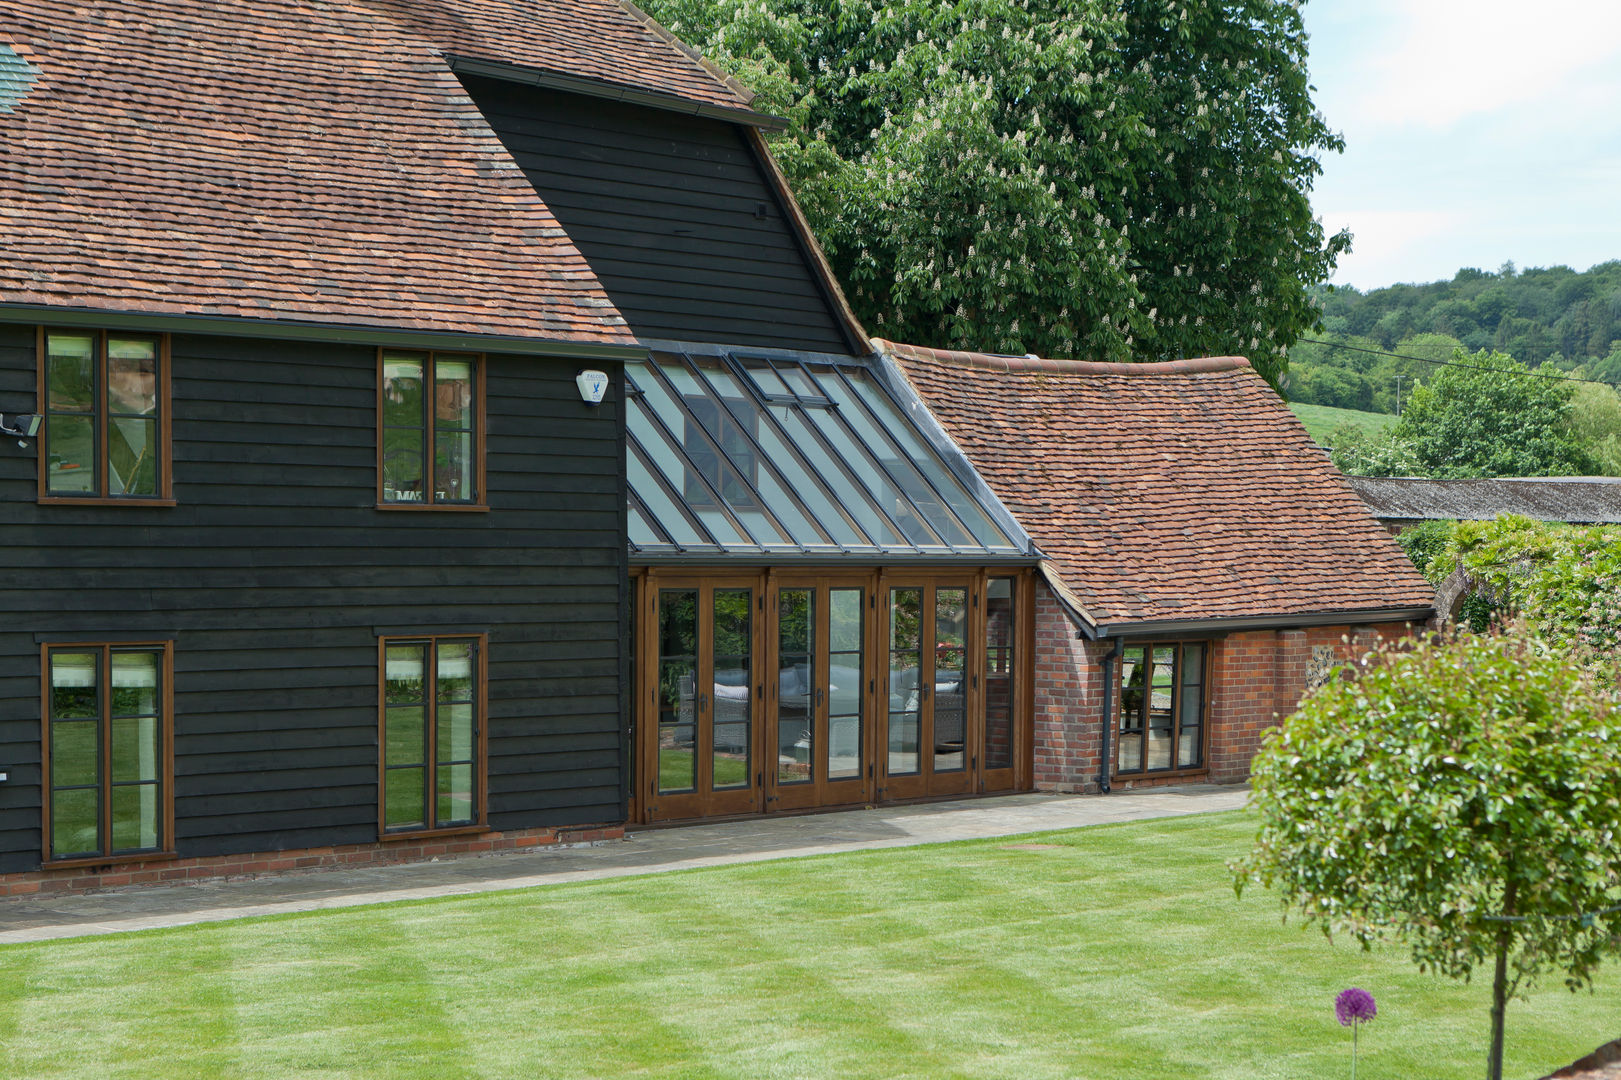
[
  {"left": 767, "top": 582, "right": 868, "bottom": 812},
  {"left": 637, "top": 571, "right": 1029, "bottom": 822},
  {"left": 882, "top": 580, "right": 976, "bottom": 799},
  {"left": 651, "top": 580, "right": 762, "bottom": 820}
]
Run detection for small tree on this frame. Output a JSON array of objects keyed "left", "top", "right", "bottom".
[{"left": 1236, "top": 624, "right": 1621, "bottom": 1080}]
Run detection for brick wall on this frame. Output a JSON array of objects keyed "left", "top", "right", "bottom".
[
  {"left": 1030, "top": 581, "right": 1415, "bottom": 791},
  {"left": 1032, "top": 585, "right": 1106, "bottom": 792},
  {"left": 0, "top": 822, "right": 622, "bottom": 898}
]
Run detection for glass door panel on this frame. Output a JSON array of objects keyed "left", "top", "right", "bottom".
[
  {"left": 1179, "top": 644, "right": 1205, "bottom": 768},
  {"left": 1146, "top": 645, "right": 1175, "bottom": 771},
  {"left": 775, "top": 588, "right": 815, "bottom": 787},
  {"left": 887, "top": 587, "right": 923, "bottom": 777},
  {"left": 711, "top": 589, "right": 753, "bottom": 791},
  {"left": 983, "top": 577, "right": 1017, "bottom": 789},
  {"left": 1117, "top": 646, "right": 1146, "bottom": 774},
  {"left": 932, "top": 587, "right": 967, "bottom": 774},
  {"left": 826, "top": 588, "right": 864, "bottom": 785},
  {"left": 657, "top": 589, "right": 699, "bottom": 796}
]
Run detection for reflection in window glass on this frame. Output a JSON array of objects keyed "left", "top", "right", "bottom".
[
  {"left": 657, "top": 590, "right": 699, "bottom": 795},
  {"left": 827, "top": 588, "right": 864, "bottom": 781},
  {"left": 888, "top": 588, "right": 922, "bottom": 775},
  {"left": 1117, "top": 647, "right": 1145, "bottom": 774},
  {"left": 380, "top": 352, "right": 478, "bottom": 505},
  {"left": 45, "top": 332, "right": 165, "bottom": 498},
  {"left": 381, "top": 637, "right": 480, "bottom": 831},
  {"left": 776, "top": 589, "right": 814, "bottom": 785},
  {"left": 711, "top": 589, "right": 752, "bottom": 790},
  {"left": 933, "top": 588, "right": 967, "bottom": 773},
  {"left": 985, "top": 578, "right": 1015, "bottom": 770},
  {"left": 1116, "top": 644, "right": 1204, "bottom": 775},
  {"left": 48, "top": 646, "right": 167, "bottom": 860}
]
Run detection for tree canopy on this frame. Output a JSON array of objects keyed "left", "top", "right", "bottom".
[
  {"left": 1237, "top": 624, "right": 1621, "bottom": 1080},
  {"left": 1306, "top": 260, "right": 1621, "bottom": 370},
  {"left": 1328, "top": 349, "right": 1600, "bottom": 478},
  {"left": 641, "top": 0, "right": 1348, "bottom": 386}
]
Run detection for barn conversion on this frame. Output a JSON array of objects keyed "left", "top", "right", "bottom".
[{"left": 0, "top": 0, "right": 1429, "bottom": 896}]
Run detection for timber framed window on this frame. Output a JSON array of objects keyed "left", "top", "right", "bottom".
[
  {"left": 377, "top": 350, "right": 485, "bottom": 509},
  {"left": 1115, "top": 642, "right": 1206, "bottom": 776},
  {"left": 378, "top": 635, "right": 487, "bottom": 837},
  {"left": 42, "top": 642, "right": 174, "bottom": 864},
  {"left": 39, "top": 329, "right": 173, "bottom": 504}
]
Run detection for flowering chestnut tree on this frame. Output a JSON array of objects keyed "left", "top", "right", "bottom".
[
  {"left": 1236, "top": 624, "right": 1621, "bottom": 1080},
  {"left": 640, "top": 0, "right": 1349, "bottom": 387}
]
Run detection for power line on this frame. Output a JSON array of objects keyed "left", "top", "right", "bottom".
[{"left": 1295, "top": 337, "right": 1621, "bottom": 389}]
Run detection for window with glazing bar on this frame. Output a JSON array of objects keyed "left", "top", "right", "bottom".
[
  {"left": 1116, "top": 643, "right": 1205, "bottom": 774},
  {"left": 378, "top": 351, "right": 483, "bottom": 506},
  {"left": 43, "top": 643, "right": 172, "bottom": 862},
  {"left": 40, "top": 330, "right": 170, "bottom": 502},
  {"left": 379, "top": 636, "right": 485, "bottom": 834}
]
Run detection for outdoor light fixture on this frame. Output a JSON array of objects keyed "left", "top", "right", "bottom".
[
  {"left": 0, "top": 412, "right": 41, "bottom": 446},
  {"left": 576, "top": 370, "right": 609, "bottom": 405}
]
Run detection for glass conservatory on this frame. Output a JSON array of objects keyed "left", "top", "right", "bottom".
[{"left": 626, "top": 345, "right": 1041, "bottom": 821}]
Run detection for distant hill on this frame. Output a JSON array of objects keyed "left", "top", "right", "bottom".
[
  {"left": 1287, "top": 261, "right": 1621, "bottom": 413},
  {"left": 1288, "top": 402, "right": 1396, "bottom": 445}
]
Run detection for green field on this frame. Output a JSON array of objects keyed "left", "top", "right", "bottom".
[
  {"left": 4, "top": 811, "right": 1617, "bottom": 1079},
  {"left": 1288, "top": 401, "right": 1398, "bottom": 444}
]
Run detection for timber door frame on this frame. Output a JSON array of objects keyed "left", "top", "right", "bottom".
[
  {"left": 765, "top": 573, "right": 877, "bottom": 813},
  {"left": 640, "top": 572, "right": 765, "bottom": 822},
  {"left": 878, "top": 574, "right": 979, "bottom": 801}
]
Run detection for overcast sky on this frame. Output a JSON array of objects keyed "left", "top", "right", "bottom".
[{"left": 1302, "top": 0, "right": 1621, "bottom": 291}]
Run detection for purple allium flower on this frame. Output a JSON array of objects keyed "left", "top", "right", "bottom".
[{"left": 1335, "top": 987, "right": 1377, "bottom": 1026}]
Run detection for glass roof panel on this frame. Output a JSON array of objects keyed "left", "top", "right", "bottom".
[
  {"left": 765, "top": 401, "right": 904, "bottom": 548},
  {"left": 627, "top": 438, "right": 726, "bottom": 548},
  {"left": 628, "top": 502, "right": 659, "bottom": 549},
  {"left": 626, "top": 350, "right": 1031, "bottom": 562},
  {"left": 680, "top": 356, "right": 837, "bottom": 548},
  {"left": 831, "top": 366, "right": 1019, "bottom": 550},
  {"left": 814, "top": 370, "right": 974, "bottom": 548},
  {"left": 630, "top": 362, "right": 793, "bottom": 548}
]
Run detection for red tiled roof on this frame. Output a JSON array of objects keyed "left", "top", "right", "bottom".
[
  {"left": 879, "top": 339, "right": 1435, "bottom": 628},
  {"left": 0, "top": 0, "right": 749, "bottom": 342}
]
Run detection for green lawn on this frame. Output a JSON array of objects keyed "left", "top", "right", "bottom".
[
  {"left": 4, "top": 812, "right": 1617, "bottom": 1079},
  {"left": 1288, "top": 401, "right": 1398, "bottom": 444}
]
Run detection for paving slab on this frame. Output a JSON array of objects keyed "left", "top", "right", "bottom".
[{"left": 0, "top": 785, "right": 1248, "bottom": 945}]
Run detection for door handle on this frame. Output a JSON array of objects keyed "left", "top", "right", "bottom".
[
  {"left": 699, "top": 691, "right": 710, "bottom": 713},
  {"left": 815, "top": 686, "right": 824, "bottom": 708}
]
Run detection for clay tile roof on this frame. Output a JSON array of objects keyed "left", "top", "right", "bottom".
[
  {"left": 877, "top": 338, "right": 1436, "bottom": 629},
  {"left": 0, "top": 0, "right": 752, "bottom": 343}
]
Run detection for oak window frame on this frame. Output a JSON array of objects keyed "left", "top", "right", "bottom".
[
  {"left": 37, "top": 328, "right": 175, "bottom": 506},
  {"left": 377, "top": 634, "right": 490, "bottom": 841},
  {"left": 1113, "top": 640, "right": 1209, "bottom": 779},
  {"left": 40, "top": 641, "right": 176, "bottom": 868},
  {"left": 376, "top": 349, "right": 488, "bottom": 511}
]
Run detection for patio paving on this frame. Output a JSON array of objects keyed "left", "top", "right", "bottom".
[{"left": 0, "top": 785, "right": 1248, "bottom": 945}]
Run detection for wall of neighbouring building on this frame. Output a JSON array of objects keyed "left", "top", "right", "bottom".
[{"left": 1031, "top": 581, "right": 1414, "bottom": 793}]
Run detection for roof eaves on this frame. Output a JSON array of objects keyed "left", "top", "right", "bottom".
[
  {"left": 0, "top": 303, "right": 649, "bottom": 361},
  {"left": 873, "top": 338, "right": 1251, "bottom": 377},
  {"left": 1093, "top": 605, "right": 1437, "bottom": 639},
  {"left": 445, "top": 53, "right": 786, "bottom": 130}
]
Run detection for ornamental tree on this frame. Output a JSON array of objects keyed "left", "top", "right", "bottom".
[
  {"left": 640, "top": 0, "right": 1349, "bottom": 387},
  {"left": 1236, "top": 624, "right": 1621, "bottom": 1080},
  {"left": 1394, "top": 350, "right": 1595, "bottom": 478}
]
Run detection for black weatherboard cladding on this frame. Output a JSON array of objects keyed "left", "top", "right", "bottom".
[
  {"left": 0, "top": 324, "right": 626, "bottom": 872},
  {"left": 461, "top": 74, "right": 857, "bottom": 355}
]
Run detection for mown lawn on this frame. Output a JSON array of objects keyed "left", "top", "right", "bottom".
[
  {"left": 2, "top": 811, "right": 1617, "bottom": 1079},
  {"left": 1289, "top": 401, "right": 1398, "bottom": 444}
]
